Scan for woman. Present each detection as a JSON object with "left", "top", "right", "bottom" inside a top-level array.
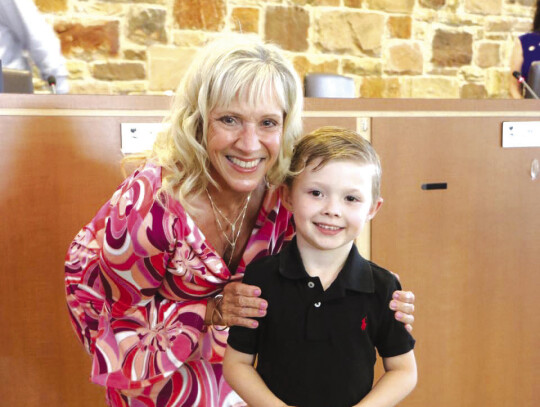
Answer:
[
  {"left": 65, "top": 34, "right": 415, "bottom": 407},
  {"left": 509, "top": 0, "right": 540, "bottom": 98}
]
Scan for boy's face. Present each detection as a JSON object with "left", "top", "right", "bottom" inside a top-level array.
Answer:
[{"left": 282, "top": 158, "right": 383, "bottom": 255}]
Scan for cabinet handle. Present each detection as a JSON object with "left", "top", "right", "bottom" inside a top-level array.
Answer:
[{"left": 421, "top": 183, "right": 447, "bottom": 190}]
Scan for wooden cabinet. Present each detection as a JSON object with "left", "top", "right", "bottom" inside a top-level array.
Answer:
[
  {"left": 1, "top": 95, "right": 538, "bottom": 406},
  {"left": 0, "top": 95, "right": 168, "bottom": 407},
  {"left": 371, "top": 115, "right": 540, "bottom": 407}
]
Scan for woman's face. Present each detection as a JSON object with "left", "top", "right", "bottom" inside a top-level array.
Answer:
[{"left": 206, "top": 93, "right": 284, "bottom": 193}]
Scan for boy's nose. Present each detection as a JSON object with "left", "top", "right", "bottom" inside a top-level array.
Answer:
[{"left": 323, "top": 198, "right": 342, "bottom": 217}]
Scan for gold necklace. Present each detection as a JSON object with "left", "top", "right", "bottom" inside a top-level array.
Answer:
[
  {"left": 206, "top": 189, "right": 252, "bottom": 266},
  {"left": 206, "top": 189, "right": 250, "bottom": 236}
]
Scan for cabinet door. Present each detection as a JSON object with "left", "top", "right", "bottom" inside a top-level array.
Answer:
[
  {"left": 0, "top": 114, "right": 128, "bottom": 407},
  {"left": 372, "top": 116, "right": 540, "bottom": 407}
]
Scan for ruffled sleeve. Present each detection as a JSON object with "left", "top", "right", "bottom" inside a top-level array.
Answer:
[
  {"left": 66, "top": 165, "right": 211, "bottom": 390},
  {"left": 65, "top": 211, "right": 108, "bottom": 355},
  {"left": 93, "top": 165, "right": 215, "bottom": 389}
]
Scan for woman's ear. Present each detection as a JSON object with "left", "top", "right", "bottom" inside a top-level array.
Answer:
[
  {"left": 280, "top": 184, "right": 293, "bottom": 212},
  {"left": 368, "top": 198, "right": 383, "bottom": 220}
]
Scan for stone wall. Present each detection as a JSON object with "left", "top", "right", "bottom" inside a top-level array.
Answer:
[{"left": 34, "top": 0, "right": 536, "bottom": 98}]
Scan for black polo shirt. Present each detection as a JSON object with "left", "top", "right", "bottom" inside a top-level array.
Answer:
[{"left": 227, "top": 238, "right": 415, "bottom": 407}]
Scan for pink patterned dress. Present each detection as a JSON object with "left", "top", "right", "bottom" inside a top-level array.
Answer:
[{"left": 65, "top": 163, "right": 294, "bottom": 407}]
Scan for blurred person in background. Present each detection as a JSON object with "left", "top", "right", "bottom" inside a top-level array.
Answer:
[
  {"left": 509, "top": 0, "right": 540, "bottom": 98},
  {"left": 0, "top": 0, "right": 69, "bottom": 93}
]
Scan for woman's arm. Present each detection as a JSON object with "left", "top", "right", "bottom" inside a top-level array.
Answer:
[
  {"left": 66, "top": 166, "right": 212, "bottom": 389},
  {"left": 510, "top": 37, "right": 524, "bottom": 99},
  {"left": 223, "top": 346, "right": 291, "bottom": 407},
  {"left": 354, "top": 350, "right": 417, "bottom": 407}
]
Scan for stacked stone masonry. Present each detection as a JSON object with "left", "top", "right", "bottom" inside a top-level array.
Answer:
[{"left": 33, "top": 0, "right": 537, "bottom": 98}]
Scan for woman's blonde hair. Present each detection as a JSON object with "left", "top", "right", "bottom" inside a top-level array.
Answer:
[
  {"left": 285, "top": 126, "right": 382, "bottom": 206},
  {"left": 127, "top": 34, "right": 303, "bottom": 211}
]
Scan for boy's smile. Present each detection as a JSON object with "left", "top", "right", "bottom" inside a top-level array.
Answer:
[
  {"left": 282, "top": 158, "right": 383, "bottom": 258},
  {"left": 314, "top": 222, "right": 343, "bottom": 234}
]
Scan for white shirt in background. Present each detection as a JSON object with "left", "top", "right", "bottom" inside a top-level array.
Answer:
[{"left": 0, "top": 0, "right": 69, "bottom": 93}]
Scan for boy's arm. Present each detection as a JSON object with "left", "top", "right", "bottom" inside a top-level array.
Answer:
[
  {"left": 353, "top": 350, "right": 417, "bottom": 407},
  {"left": 223, "top": 345, "right": 293, "bottom": 407}
]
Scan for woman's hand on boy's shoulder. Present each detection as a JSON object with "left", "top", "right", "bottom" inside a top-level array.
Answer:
[
  {"left": 390, "top": 290, "right": 415, "bottom": 332},
  {"left": 222, "top": 281, "right": 268, "bottom": 329}
]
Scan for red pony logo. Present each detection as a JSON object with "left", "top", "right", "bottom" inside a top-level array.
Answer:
[{"left": 361, "top": 316, "right": 367, "bottom": 331}]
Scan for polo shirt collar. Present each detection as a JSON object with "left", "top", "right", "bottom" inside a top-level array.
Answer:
[{"left": 278, "top": 238, "right": 375, "bottom": 294}]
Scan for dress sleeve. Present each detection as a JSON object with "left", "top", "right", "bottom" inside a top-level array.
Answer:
[
  {"left": 66, "top": 167, "right": 210, "bottom": 390},
  {"left": 65, "top": 208, "right": 108, "bottom": 355}
]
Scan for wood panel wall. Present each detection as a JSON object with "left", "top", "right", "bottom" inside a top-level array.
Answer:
[
  {"left": 371, "top": 115, "right": 540, "bottom": 407},
  {"left": 1, "top": 95, "right": 539, "bottom": 407},
  {"left": 0, "top": 95, "right": 168, "bottom": 407}
]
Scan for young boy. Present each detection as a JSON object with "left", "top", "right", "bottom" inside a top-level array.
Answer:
[{"left": 223, "top": 127, "right": 417, "bottom": 407}]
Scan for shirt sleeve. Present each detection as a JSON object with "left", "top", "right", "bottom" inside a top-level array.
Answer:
[
  {"left": 373, "top": 271, "right": 416, "bottom": 358},
  {"left": 65, "top": 166, "right": 208, "bottom": 390}
]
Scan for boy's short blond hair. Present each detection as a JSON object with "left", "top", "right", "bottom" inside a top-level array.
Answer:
[{"left": 285, "top": 126, "right": 382, "bottom": 205}]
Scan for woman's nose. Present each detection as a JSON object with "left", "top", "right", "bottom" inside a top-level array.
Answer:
[{"left": 236, "top": 122, "right": 261, "bottom": 151}]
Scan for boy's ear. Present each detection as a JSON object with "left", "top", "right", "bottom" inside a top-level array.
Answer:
[
  {"left": 280, "top": 184, "right": 293, "bottom": 211},
  {"left": 368, "top": 198, "right": 383, "bottom": 220}
]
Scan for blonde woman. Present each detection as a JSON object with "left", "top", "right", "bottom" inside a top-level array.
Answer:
[{"left": 65, "top": 35, "right": 416, "bottom": 407}]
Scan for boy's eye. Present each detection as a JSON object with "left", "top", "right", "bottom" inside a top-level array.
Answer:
[
  {"left": 345, "top": 195, "right": 360, "bottom": 202},
  {"left": 310, "top": 190, "right": 322, "bottom": 197}
]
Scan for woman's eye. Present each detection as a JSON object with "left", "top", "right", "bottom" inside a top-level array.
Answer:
[
  {"left": 262, "top": 119, "right": 277, "bottom": 127},
  {"left": 219, "top": 116, "right": 237, "bottom": 125}
]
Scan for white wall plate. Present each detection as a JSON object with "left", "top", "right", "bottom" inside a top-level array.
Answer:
[
  {"left": 502, "top": 121, "right": 540, "bottom": 148},
  {"left": 120, "top": 123, "right": 165, "bottom": 154}
]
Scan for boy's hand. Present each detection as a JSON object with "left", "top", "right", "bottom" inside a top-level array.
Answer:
[
  {"left": 390, "top": 290, "right": 415, "bottom": 332},
  {"left": 221, "top": 282, "right": 268, "bottom": 328}
]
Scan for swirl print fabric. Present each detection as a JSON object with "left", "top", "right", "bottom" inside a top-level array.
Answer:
[{"left": 65, "top": 163, "right": 294, "bottom": 407}]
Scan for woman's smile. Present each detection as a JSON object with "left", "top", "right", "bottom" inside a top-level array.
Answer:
[{"left": 227, "top": 156, "right": 262, "bottom": 170}]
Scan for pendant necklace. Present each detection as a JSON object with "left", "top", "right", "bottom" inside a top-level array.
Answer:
[{"left": 206, "top": 188, "right": 252, "bottom": 267}]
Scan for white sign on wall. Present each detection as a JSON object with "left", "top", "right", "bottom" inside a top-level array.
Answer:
[
  {"left": 120, "top": 123, "right": 166, "bottom": 154},
  {"left": 502, "top": 121, "right": 540, "bottom": 148}
]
